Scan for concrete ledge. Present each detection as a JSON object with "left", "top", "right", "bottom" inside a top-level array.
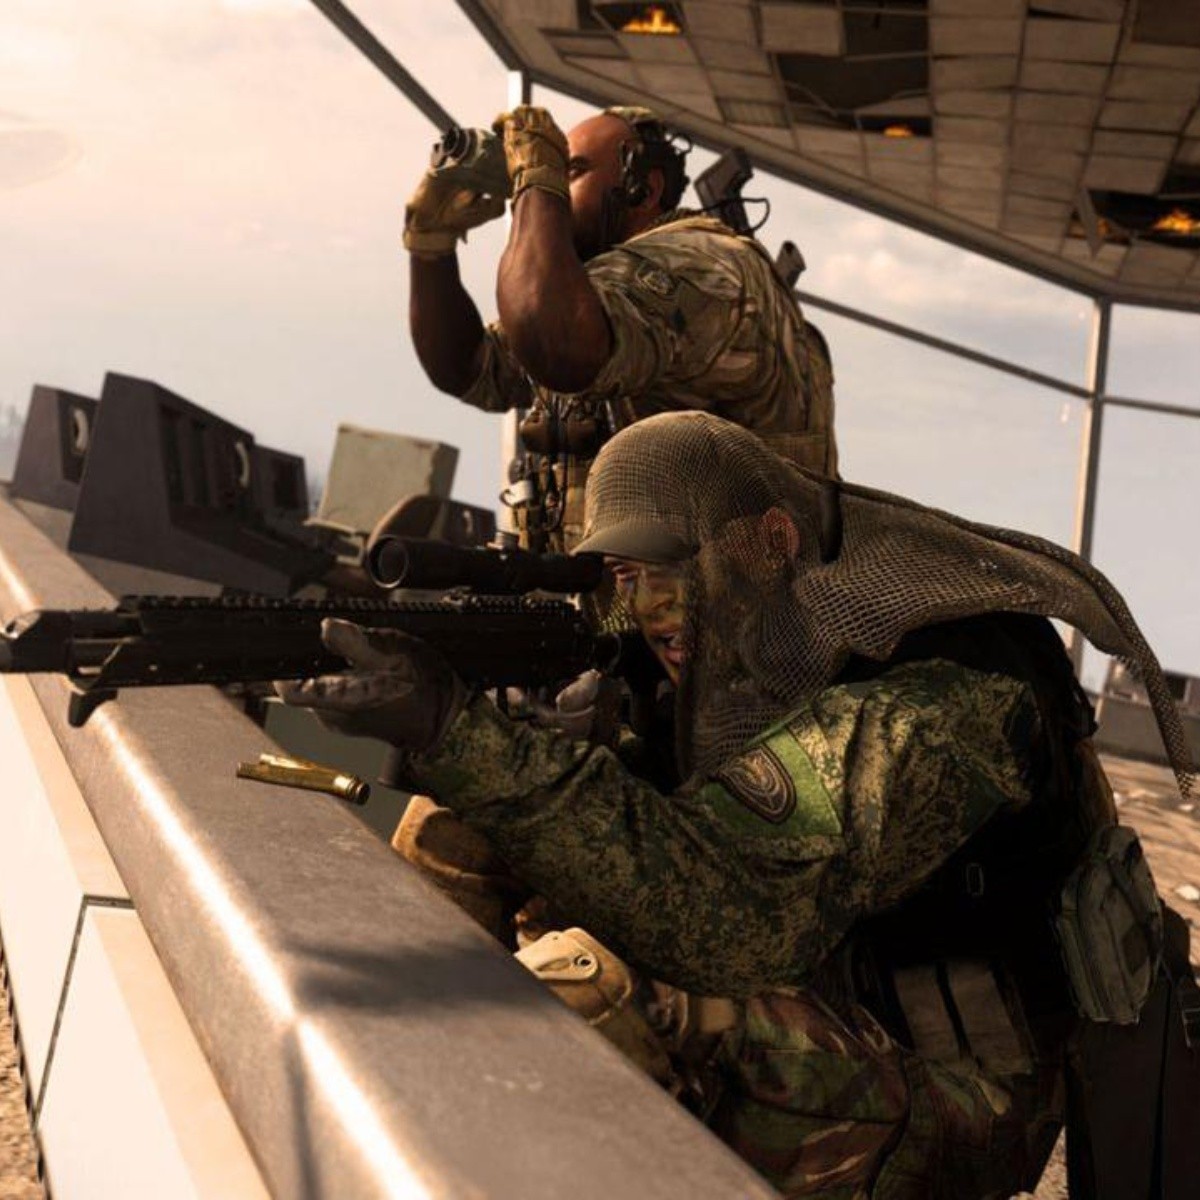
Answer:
[
  {"left": 0, "top": 493, "right": 776, "bottom": 1200},
  {"left": 37, "top": 907, "right": 268, "bottom": 1200}
]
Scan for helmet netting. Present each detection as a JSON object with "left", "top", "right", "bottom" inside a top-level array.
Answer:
[{"left": 582, "top": 413, "right": 1194, "bottom": 796}]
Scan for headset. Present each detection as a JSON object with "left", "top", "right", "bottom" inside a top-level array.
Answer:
[{"left": 604, "top": 106, "right": 690, "bottom": 210}]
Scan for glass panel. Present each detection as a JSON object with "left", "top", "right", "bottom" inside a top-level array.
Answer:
[
  {"left": 820, "top": 310, "right": 1084, "bottom": 547},
  {"left": 1087, "top": 407, "right": 1200, "bottom": 683},
  {"left": 1108, "top": 307, "right": 1200, "bottom": 413}
]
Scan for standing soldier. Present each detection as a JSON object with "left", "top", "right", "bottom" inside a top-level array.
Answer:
[{"left": 405, "top": 103, "right": 836, "bottom": 551}]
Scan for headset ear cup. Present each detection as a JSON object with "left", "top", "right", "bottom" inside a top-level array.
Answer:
[{"left": 625, "top": 176, "right": 649, "bottom": 206}]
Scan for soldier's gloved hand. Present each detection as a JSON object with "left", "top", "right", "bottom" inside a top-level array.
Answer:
[
  {"left": 275, "top": 619, "right": 467, "bottom": 752},
  {"left": 492, "top": 105, "right": 569, "bottom": 205},
  {"left": 505, "top": 670, "right": 621, "bottom": 744},
  {"left": 403, "top": 169, "right": 506, "bottom": 259}
]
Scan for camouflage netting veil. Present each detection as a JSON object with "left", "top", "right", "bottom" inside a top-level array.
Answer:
[{"left": 579, "top": 412, "right": 1194, "bottom": 796}]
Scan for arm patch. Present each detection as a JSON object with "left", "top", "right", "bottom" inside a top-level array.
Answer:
[
  {"left": 715, "top": 743, "right": 796, "bottom": 823},
  {"left": 710, "top": 725, "right": 842, "bottom": 837}
]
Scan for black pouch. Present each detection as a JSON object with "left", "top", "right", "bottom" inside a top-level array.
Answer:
[{"left": 1066, "top": 905, "right": 1200, "bottom": 1200}]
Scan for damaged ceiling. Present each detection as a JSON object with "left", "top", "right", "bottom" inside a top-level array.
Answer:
[{"left": 457, "top": 0, "right": 1200, "bottom": 311}]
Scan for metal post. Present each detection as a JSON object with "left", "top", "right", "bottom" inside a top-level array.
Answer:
[
  {"left": 1070, "top": 296, "right": 1112, "bottom": 669},
  {"left": 498, "top": 69, "right": 532, "bottom": 538}
]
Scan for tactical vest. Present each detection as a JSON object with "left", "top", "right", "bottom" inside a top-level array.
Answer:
[{"left": 506, "top": 216, "right": 837, "bottom": 553}]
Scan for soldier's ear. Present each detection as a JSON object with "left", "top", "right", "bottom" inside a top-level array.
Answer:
[
  {"left": 637, "top": 166, "right": 666, "bottom": 214},
  {"left": 760, "top": 507, "right": 800, "bottom": 565}
]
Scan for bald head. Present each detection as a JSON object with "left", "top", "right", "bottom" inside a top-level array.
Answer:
[{"left": 565, "top": 112, "right": 667, "bottom": 259}]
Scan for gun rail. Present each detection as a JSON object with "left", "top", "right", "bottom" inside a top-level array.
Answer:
[{"left": 1, "top": 593, "right": 625, "bottom": 725}]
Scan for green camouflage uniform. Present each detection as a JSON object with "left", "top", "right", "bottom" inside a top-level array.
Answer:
[
  {"left": 402, "top": 657, "right": 1061, "bottom": 1197},
  {"left": 461, "top": 213, "right": 837, "bottom": 549}
]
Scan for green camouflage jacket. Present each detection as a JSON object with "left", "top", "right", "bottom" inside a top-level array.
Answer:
[{"left": 403, "top": 657, "right": 1039, "bottom": 998}]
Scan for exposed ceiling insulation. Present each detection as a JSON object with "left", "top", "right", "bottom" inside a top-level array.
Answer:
[{"left": 457, "top": 0, "right": 1200, "bottom": 310}]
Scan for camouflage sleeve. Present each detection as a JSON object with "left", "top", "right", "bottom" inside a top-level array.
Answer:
[
  {"left": 457, "top": 321, "right": 534, "bottom": 414},
  {"left": 402, "top": 660, "right": 1039, "bottom": 997},
  {"left": 579, "top": 235, "right": 748, "bottom": 402}
]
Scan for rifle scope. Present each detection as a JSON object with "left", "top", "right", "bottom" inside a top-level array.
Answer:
[{"left": 367, "top": 537, "right": 605, "bottom": 595}]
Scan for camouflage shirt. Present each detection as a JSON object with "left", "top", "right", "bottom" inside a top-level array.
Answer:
[
  {"left": 461, "top": 213, "right": 837, "bottom": 548},
  {"left": 403, "top": 658, "right": 1039, "bottom": 998}
]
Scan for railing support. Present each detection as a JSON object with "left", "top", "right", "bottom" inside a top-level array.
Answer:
[{"left": 1069, "top": 297, "right": 1112, "bottom": 669}]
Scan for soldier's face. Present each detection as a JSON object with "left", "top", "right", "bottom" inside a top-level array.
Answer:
[
  {"left": 608, "top": 558, "right": 688, "bottom": 684},
  {"left": 566, "top": 115, "right": 630, "bottom": 260}
]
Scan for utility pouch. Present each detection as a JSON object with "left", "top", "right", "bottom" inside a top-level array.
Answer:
[
  {"left": 516, "top": 928, "right": 676, "bottom": 1086},
  {"left": 1055, "top": 825, "right": 1162, "bottom": 1023}
]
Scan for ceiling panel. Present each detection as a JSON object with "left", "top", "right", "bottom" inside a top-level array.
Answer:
[
  {"left": 930, "top": 18, "right": 1023, "bottom": 56},
  {"left": 938, "top": 141, "right": 1008, "bottom": 168},
  {"left": 1032, "top": 0, "right": 1123, "bottom": 17},
  {"left": 1082, "top": 155, "right": 1169, "bottom": 193},
  {"left": 1024, "top": 19, "right": 1121, "bottom": 63},
  {"left": 930, "top": 0, "right": 1023, "bottom": 14},
  {"left": 931, "top": 56, "right": 1020, "bottom": 90},
  {"left": 1091, "top": 131, "right": 1178, "bottom": 158},
  {"left": 1014, "top": 92, "right": 1101, "bottom": 125},
  {"left": 934, "top": 90, "right": 1014, "bottom": 118},
  {"left": 460, "top": 0, "right": 1200, "bottom": 308},
  {"left": 1012, "top": 122, "right": 1093, "bottom": 151},
  {"left": 692, "top": 39, "right": 772, "bottom": 73},
  {"left": 759, "top": 4, "right": 844, "bottom": 56},
  {"left": 1099, "top": 100, "right": 1194, "bottom": 132},
  {"left": 1018, "top": 60, "right": 1109, "bottom": 94},
  {"left": 680, "top": 2, "right": 756, "bottom": 41},
  {"left": 1109, "top": 65, "right": 1200, "bottom": 104},
  {"left": 1009, "top": 170, "right": 1079, "bottom": 200}
]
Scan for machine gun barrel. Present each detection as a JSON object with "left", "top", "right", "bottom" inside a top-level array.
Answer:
[
  {"left": 0, "top": 592, "right": 628, "bottom": 728},
  {"left": 367, "top": 537, "right": 605, "bottom": 594}
]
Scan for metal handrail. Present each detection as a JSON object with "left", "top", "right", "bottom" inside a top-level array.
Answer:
[{"left": 0, "top": 494, "right": 776, "bottom": 1200}]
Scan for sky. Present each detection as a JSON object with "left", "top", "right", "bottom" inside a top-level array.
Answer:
[{"left": 1, "top": 0, "right": 1197, "bottom": 685}]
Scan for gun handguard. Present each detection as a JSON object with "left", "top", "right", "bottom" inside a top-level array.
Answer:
[{"left": 0, "top": 593, "right": 628, "bottom": 728}]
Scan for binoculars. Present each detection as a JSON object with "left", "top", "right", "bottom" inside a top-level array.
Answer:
[{"left": 429, "top": 126, "right": 510, "bottom": 199}]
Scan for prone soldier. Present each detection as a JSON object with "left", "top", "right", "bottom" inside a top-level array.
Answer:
[{"left": 280, "top": 412, "right": 1199, "bottom": 1198}]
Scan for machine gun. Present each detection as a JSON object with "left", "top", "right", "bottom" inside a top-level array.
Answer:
[{"left": 0, "top": 541, "right": 659, "bottom": 727}]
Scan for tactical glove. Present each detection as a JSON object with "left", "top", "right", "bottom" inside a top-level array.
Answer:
[
  {"left": 493, "top": 105, "right": 569, "bottom": 205},
  {"left": 506, "top": 669, "right": 621, "bottom": 744},
  {"left": 403, "top": 169, "right": 506, "bottom": 258},
  {"left": 275, "top": 618, "right": 467, "bottom": 753}
]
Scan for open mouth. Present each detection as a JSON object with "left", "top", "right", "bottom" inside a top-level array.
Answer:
[{"left": 651, "top": 629, "right": 685, "bottom": 667}]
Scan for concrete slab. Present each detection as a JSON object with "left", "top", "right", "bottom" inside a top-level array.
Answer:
[
  {"left": 0, "top": 678, "right": 127, "bottom": 1102},
  {"left": 36, "top": 908, "right": 268, "bottom": 1200}
]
